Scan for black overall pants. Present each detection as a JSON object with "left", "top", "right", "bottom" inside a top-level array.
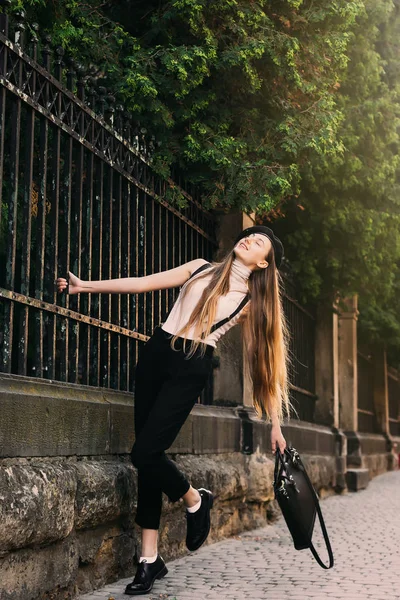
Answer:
[{"left": 130, "top": 325, "right": 214, "bottom": 530}]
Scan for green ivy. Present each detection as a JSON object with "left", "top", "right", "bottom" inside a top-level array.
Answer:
[{"left": 9, "top": 0, "right": 400, "bottom": 367}]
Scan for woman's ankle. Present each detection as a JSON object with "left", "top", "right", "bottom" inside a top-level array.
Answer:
[
  {"left": 139, "top": 551, "right": 158, "bottom": 561},
  {"left": 182, "top": 485, "right": 201, "bottom": 508}
]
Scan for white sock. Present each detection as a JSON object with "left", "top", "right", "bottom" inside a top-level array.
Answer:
[
  {"left": 186, "top": 495, "right": 202, "bottom": 513},
  {"left": 139, "top": 553, "right": 158, "bottom": 563}
]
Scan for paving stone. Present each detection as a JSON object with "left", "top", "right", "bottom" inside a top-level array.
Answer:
[{"left": 79, "top": 469, "right": 400, "bottom": 600}]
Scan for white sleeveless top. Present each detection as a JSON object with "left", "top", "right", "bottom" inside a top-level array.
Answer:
[{"left": 161, "top": 258, "right": 252, "bottom": 348}]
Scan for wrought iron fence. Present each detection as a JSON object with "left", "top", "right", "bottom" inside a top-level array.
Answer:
[
  {"left": 357, "top": 350, "right": 379, "bottom": 433},
  {"left": 281, "top": 274, "right": 317, "bottom": 422},
  {"left": 0, "top": 6, "right": 217, "bottom": 402},
  {"left": 0, "top": 5, "right": 318, "bottom": 417},
  {"left": 388, "top": 367, "right": 400, "bottom": 437}
]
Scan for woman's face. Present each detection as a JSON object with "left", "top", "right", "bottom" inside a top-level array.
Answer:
[{"left": 234, "top": 233, "right": 272, "bottom": 271}]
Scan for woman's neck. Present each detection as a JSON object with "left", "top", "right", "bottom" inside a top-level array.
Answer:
[{"left": 231, "top": 258, "right": 253, "bottom": 283}]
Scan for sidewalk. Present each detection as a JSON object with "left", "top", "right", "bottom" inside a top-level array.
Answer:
[{"left": 79, "top": 469, "right": 400, "bottom": 600}]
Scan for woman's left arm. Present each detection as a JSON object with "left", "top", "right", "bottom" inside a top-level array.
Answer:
[{"left": 270, "top": 410, "right": 287, "bottom": 454}]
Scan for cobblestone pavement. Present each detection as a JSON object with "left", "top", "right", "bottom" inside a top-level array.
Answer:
[{"left": 79, "top": 469, "right": 400, "bottom": 600}]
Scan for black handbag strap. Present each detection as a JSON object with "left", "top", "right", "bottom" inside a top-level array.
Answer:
[
  {"left": 275, "top": 449, "right": 334, "bottom": 569},
  {"left": 187, "top": 262, "right": 250, "bottom": 334}
]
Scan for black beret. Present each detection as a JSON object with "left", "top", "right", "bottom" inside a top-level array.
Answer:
[{"left": 233, "top": 226, "right": 284, "bottom": 269}]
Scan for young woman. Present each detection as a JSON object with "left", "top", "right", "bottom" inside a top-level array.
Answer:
[{"left": 56, "top": 225, "right": 292, "bottom": 596}]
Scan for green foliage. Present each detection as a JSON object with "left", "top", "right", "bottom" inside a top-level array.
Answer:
[
  {"left": 9, "top": 0, "right": 400, "bottom": 366},
  {"left": 12, "top": 0, "right": 361, "bottom": 211},
  {"left": 267, "top": 0, "right": 400, "bottom": 368}
]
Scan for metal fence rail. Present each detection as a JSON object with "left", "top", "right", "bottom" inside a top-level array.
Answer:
[
  {"left": 0, "top": 7, "right": 217, "bottom": 401},
  {"left": 281, "top": 275, "right": 317, "bottom": 422}
]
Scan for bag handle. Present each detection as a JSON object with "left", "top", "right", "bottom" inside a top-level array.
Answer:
[{"left": 274, "top": 448, "right": 334, "bottom": 569}]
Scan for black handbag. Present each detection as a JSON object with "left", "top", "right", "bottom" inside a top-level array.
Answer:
[{"left": 273, "top": 446, "right": 334, "bottom": 569}]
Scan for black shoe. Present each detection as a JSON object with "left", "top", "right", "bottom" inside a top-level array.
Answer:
[
  {"left": 185, "top": 487, "right": 214, "bottom": 552},
  {"left": 124, "top": 555, "right": 168, "bottom": 596}
]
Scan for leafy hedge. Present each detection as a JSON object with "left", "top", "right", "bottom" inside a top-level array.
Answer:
[{"left": 9, "top": 0, "right": 400, "bottom": 367}]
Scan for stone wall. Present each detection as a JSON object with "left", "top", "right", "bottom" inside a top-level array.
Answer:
[{"left": 0, "top": 372, "right": 372, "bottom": 600}]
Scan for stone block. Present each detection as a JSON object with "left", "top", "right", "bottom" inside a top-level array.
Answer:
[
  {"left": 0, "top": 462, "right": 76, "bottom": 553},
  {"left": 191, "top": 405, "right": 240, "bottom": 454},
  {"left": 0, "top": 534, "right": 78, "bottom": 600},
  {"left": 74, "top": 461, "right": 136, "bottom": 530},
  {"left": 361, "top": 453, "right": 390, "bottom": 478},
  {"left": 0, "top": 374, "right": 135, "bottom": 458},
  {"left": 174, "top": 453, "right": 248, "bottom": 502},
  {"left": 246, "top": 451, "right": 274, "bottom": 502},
  {"left": 0, "top": 391, "right": 109, "bottom": 457},
  {"left": 169, "top": 413, "right": 193, "bottom": 454},
  {"left": 252, "top": 417, "right": 336, "bottom": 457},
  {"left": 346, "top": 468, "right": 369, "bottom": 491},
  {"left": 109, "top": 402, "right": 135, "bottom": 454},
  {"left": 75, "top": 525, "right": 137, "bottom": 594},
  {"left": 358, "top": 432, "right": 388, "bottom": 455}
]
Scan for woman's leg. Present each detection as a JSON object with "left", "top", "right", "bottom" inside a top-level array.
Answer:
[
  {"left": 141, "top": 528, "right": 158, "bottom": 556},
  {"left": 131, "top": 348, "right": 215, "bottom": 556},
  {"left": 131, "top": 326, "right": 213, "bottom": 532},
  {"left": 130, "top": 357, "right": 212, "bottom": 518},
  {"left": 182, "top": 486, "right": 202, "bottom": 507},
  {"left": 132, "top": 331, "right": 169, "bottom": 539},
  {"left": 126, "top": 332, "right": 213, "bottom": 594}
]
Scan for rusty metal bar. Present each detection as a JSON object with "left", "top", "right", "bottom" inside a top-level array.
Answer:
[
  {"left": 79, "top": 149, "right": 89, "bottom": 386},
  {"left": 80, "top": 150, "right": 92, "bottom": 385},
  {"left": 120, "top": 175, "right": 129, "bottom": 390},
  {"left": 357, "top": 408, "right": 375, "bottom": 416},
  {"left": 0, "top": 7, "right": 9, "bottom": 236},
  {"left": 63, "top": 62, "right": 77, "bottom": 384},
  {"left": 90, "top": 157, "right": 103, "bottom": 387},
  {"left": 2, "top": 91, "right": 21, "bottom": 372},
  {"left": 71, "top": 62, "right": 86, "bottom": 386},
  {"left": 44, "top": 47, "right": 63, "bottom": 382},
  {"left": 116, "top": 174, "right": 123, "bottom": 390},
  {"left": 33, "top": 63, "right": 49, "bottom": 378},
  {"left": 137, "top": 188, "right": 145, "bottom": 335},
  {"left": 0, "top": 288, "right": 150, "bottom": 342},
  {"left": 145, "top": 191, "right": 154, "bottom": 335},
  {"left": 289, "top": 383, "right": 317, "bottom": 399},
  {"left": 63, "top": 127, "right": 73, "bottom": 383},
  {"left": 72, "top": 141, "right": 85, "bottom": 383},
  {"left": 110, "top": 169, "right": 120, "bottom": 390},
  {"left": 17, "top": 46, "right": 35, "bottom": 376},
  {"left": 166, "top": 210, "right": 173, "bottom": 314},
  {"left": 160, "top": 199, "right": 166, "bottom": 323},
  {"left": 100, "top": 162, "right": 112, "bottom": 387}
]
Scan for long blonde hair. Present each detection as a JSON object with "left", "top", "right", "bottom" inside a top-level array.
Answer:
[{"left": 169, "top": 245, "right": 295, "bottom": 424}]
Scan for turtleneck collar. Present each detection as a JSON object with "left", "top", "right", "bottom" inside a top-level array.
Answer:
[{"left": 231, "top": 258, "right": 253, "bottom": 283}]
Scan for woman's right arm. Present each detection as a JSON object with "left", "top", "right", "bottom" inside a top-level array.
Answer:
[{"left": 55, "top": 258, "right": 209, "bottom": 295}]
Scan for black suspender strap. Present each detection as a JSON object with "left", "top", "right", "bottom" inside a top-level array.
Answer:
[
  {"left": 210, "top": 294, "right": 250, "bottom": 333},
  {"left": 185, "top": 262, "right": 250, "bottom": 334},
  {"left": 187, "top": 262, "right": 212, "bottom": 280}
]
